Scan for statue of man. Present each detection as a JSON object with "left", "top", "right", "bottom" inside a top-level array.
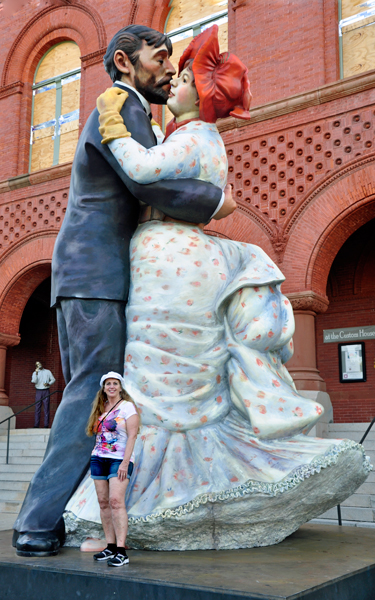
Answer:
[
  {"left": 14, "top": 24, "right": 235, "bottom": 557},
  {"left": 31, "top": 361, "right": 55, "bottom": 428}
]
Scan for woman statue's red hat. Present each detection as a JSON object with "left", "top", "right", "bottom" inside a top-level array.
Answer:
[{"left": 178, "top": 24, "right": 252, "bottom": 122}]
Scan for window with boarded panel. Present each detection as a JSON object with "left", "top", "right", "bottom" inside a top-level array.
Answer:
[
  {"left": 163, "top": 0, "right": 228, "bottom": 129},
  {"left": 340, "top": 0, "right": 375, "bottom": 78},
  {"left": 30, "top": 42, "right": 81, "bottom": 172}
]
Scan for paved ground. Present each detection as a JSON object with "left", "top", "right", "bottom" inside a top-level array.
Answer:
[
  {"left": 1, "top": 524, "right": 375, "bottom": 599},
  {"left": 0, "top": 514, "right": 15, "bottom": 531}
]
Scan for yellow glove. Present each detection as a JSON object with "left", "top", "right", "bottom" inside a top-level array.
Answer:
[{"left": 97, "top": 87, "right": 131, "bottom": 144}]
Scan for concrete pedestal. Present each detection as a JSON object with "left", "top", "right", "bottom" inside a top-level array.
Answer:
[{"left": 1, "top": 524, "right": 375, "bottom": 599}]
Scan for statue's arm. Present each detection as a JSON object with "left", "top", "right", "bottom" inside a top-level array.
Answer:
[
  {"left": 99, "top": 102, "right": 222, "bottom": 224},
  {"left": 107, "top": 132, "right": 201, "bottom": 184}
]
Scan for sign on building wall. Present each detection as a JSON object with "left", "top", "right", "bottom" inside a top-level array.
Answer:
[
  {"left": 338, "top": 342, "right": 366, "bottom": 383},
  {"left": 323, "top": 325, "right": 375, "bottom": 343}
]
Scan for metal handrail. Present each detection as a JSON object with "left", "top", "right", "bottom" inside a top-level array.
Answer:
[
  {"left": 0, "top": 390, "right": 63, "bottom": 464},
  {"left": 337, "top": 416, "right": 375, "bottom": 525}
]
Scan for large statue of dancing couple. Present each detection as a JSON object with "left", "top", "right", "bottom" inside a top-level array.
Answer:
[{"left": 14, "top": 24, "right": 371, "bottom": 558}]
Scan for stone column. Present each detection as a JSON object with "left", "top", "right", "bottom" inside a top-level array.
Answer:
[
  {"left": 0, "top": 332, "right": 20, "bottom": 428},
  {"left": 286, "top": 291, "right": 328, "bottom": 391},
  {"left": 285, "top": 292, "right": 333, "bottom": 437}
]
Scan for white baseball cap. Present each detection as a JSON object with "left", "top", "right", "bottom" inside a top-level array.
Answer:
[{"left": 100, "top": 371, "right": 126, "bottom": 390}]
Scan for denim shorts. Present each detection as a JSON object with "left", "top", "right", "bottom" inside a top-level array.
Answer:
[{"left": 90, "top": 456, "right": 134, "bottom": 480}]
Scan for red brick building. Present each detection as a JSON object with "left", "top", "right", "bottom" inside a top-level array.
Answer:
[{"left": 1, "top": 0, "right": 375, "bottom": 428}]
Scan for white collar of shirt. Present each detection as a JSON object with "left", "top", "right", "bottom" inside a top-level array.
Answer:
[{"left": 114, "top": 80, "right": 151, "bottom": 116}]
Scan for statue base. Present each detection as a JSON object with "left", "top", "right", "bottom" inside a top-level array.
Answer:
[{"left": 2, "top": 523, "right": 375, "bottom": 600}]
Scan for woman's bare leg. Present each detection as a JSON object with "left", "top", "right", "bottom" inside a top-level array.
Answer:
[
  {"left": 94, "top": 480, "right": 115, "bottom": 544},
  {"left": 108, "top": 477, "right": 129, "bottom": 547}
]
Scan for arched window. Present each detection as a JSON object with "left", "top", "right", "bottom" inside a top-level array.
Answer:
[
  {"left": 163, "top": 0, "right": 228, "bottom": 128},
  {"left": 339, "top": 1, "right": 375, "bottom": 78},
  {"left": 30, "top": 42, "right": 81, "bottom": 172}
]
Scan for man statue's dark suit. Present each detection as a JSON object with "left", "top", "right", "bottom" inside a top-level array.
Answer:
[{"left": 14, "top": 84, "right": 222, "bottom": 539}]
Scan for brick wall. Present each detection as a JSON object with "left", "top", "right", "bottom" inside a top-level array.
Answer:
[{"left": 229, "top": 0, "right": 339, "bottom": 107}]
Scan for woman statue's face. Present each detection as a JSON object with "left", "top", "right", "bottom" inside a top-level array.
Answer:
[{"left": 167, "top": 67, "right": 199, "bottom": 119}]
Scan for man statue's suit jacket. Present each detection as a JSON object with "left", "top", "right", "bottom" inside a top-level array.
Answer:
[{"left": 51, "top": 85, "right": 223, "bottom": 306}]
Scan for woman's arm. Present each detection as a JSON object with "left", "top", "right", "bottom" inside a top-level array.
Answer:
[
  {"left": 97, "top": 86, "right": 202, "bottom": 184},
  {"left": 108, "top": 132, "right": 201, "bottom": 184},
  {"left": 117, "top": 414, "right": 139, "bottom": 482}
]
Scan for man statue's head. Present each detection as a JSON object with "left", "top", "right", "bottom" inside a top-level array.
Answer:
[{"left": 103, "top": 25, "right": 175, "bottom": 105}]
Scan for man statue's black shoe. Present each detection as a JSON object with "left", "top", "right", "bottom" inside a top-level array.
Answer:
[{"left": 16, "top": 532, "right": 60, "bottom": 556}]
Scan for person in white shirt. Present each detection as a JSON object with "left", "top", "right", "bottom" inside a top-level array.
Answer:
[{"left": 32, "top": 362, "right": 55, "bottom": 428}]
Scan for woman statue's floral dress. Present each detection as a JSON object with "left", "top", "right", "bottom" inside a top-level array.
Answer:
[{"left": 65, "top": 27, "right": 371, "bottom": 550}]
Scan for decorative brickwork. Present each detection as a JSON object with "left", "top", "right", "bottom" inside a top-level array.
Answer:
[
  {"left": 219, "top": 101, "right": 375, "bottom": 264},
  {"left": 0, "top": 191, "right": 67, "bottom": 254}
]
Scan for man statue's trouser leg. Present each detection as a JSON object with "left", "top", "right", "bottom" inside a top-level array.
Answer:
[{"left": 14, "top": 298, "right": 126, "bottom": 537}]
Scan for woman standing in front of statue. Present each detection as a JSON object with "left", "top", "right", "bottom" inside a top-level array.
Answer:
[{"left": 86, "top": 372, "right": 139, "bottom": 567}]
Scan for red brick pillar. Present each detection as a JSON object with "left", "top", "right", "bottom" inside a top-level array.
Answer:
[
  {"left": 286, "top": 292, "right": 329, "bottom": 392},
  {"left": 0, "top": 333, "right": 20, "bottom": 406}
]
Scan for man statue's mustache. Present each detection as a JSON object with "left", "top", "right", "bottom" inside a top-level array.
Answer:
[{"left": 156, "top": 77, "right": 172, "bottom": 88}]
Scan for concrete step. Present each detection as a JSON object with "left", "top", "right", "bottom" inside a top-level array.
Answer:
[
  {"left": 0, "top": 481, "right": 30, "bottom": 491},
  {"left": 356, "top": 481, "right": 375, "bottom": 496},
  {"left": 0, "top": 490, "right": 27, "bottom": 502},
  {"left": 0, "top": 436, "right": 49, "bottom": 447},
  {"left": 0, "top": 442, "right": 48, "bottom": 452},
  {"left": 341, "top": 493, "right": 372, "bottom": 508},
  {"left": 319, "top": 506, "right": 374, "bottom": 522},
  {"left": 364, "top": 471, "right": 375, "bottom": 483},
  {"left": 0, "top": 456, "right": 43, "bottom": 466},
  {"left": 0, "top": 448, "right": 45, "bottom": 457},
  {"left": 0, "top": 428, "right": 50, "bottom": 436},
  {"left": 0, "top": 501, "right": 22, "bottom": 514},
  {"left": 310, "top": 517, "right": 375, "bottom": 529},
  {"left": 0, "top": 463, "right": 40, "bottom": 474},
  {"left": 0, "top": 472, "right": 33, "bottom": 482}
]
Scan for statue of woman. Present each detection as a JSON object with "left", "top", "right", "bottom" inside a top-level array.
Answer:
[{"left": 65, "top": 26, "right": 371, "bottom": 550}]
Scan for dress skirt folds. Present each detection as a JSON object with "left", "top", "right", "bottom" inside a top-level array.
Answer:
[{"left": 65, "top": 222, "right": 371, "bottom": 529}]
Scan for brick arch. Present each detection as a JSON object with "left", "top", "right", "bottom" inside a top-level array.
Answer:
[
  {"left": 281, "top": 157, "right": 375, "bottom": 297},
  {"left": 150, "top": 0, "right": 173, "bottom": 32},
  {"left": 308, "top": 198, "right": 375, "bottom": 295},
  {"left": 2, "top": 1, "right": 106, "bottom": 86},
  {"left": 0, "top": 233, "right": 56, "bottom": 337}
]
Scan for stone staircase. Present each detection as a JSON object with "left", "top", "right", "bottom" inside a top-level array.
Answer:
[
  {"left": 312, "top": 423, "right": 375, "bottom": 527},
  {"left": 0, "top": 429, "right": 49, "bottom": 531}
]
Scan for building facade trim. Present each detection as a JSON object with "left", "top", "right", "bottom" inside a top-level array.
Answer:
[
  {"left": 0, "top": 164, "right": 72, "bottom": 195},
  {"left": 218, "top": 69, "right": 375, "bottom": 133}
]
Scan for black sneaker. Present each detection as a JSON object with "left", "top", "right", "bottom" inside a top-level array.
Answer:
[
  {"left": 93, "top": 548, "right": 116, "bottom": 561},
  {"left": 107, "top": 552, "right": 129, "bottom": 567}
]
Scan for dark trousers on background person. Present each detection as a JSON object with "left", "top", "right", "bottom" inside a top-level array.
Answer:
[
  {"left": 34, "top": 389, "right": 50, "bottom": 428},
  {"left": 14, "top": 298, "right": 126, "bottom": 536}
]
